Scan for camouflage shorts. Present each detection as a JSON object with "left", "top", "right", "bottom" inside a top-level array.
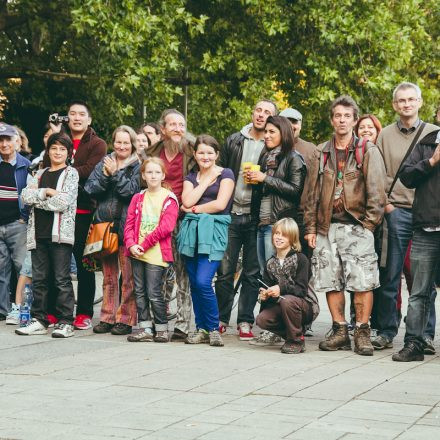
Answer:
[{"left": 311, "top": 223, "right": 380, "bottom": 293}]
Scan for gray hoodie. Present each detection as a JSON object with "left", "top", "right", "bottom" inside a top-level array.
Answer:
[{"left": 232, "top": 123, "right": 265, "bottom": 215}]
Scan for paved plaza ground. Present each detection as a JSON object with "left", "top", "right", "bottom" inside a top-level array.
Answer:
[{"left": 0, "top": 280, "right": 439, "bottom": 440}]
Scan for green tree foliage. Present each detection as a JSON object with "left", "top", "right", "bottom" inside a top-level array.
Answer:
[{"left": 0, "top": 0, "right": 439, "bottom": 148}]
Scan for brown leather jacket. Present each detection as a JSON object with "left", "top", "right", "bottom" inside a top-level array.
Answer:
[{"left": 304, "top": 136, "right": 386, "bottom": 236}]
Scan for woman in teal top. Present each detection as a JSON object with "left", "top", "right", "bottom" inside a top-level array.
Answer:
[{"left": 178, "top": 134, "right": 235, "bottom": 347}]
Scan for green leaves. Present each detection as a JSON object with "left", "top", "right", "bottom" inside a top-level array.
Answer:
[{"left": 0, "top": 0, "right": 438, "bottom": 146}]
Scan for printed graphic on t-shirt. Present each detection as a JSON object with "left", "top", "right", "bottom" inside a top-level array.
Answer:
[
  {"left": 137, "top": 188, "right": 169, "bottom": 267},
  {"left": 333, "top": 148, "right": 347, "bottom": 214}
]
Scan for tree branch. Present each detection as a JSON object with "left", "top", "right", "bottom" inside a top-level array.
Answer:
[
  {"left": 0, "top": 12, "right": 27, "bottom": 32},
  {"left": 0, "top": 69, "right": 250, "bottom": 86}
]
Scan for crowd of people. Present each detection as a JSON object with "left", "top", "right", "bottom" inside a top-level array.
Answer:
[{"left": 0, "top": 81, "right": 439, "bottom": 362}]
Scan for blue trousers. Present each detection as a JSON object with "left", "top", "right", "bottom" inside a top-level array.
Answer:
[
  {"left": 404, "top": 230, "right": 440, "bottom": 349},
  {"left": 376, "top": 208, "right": 436, "bottom": 340},
  {"left": 0, "top": 220, "right": 27, "bottom": 316},
  {"left": 185, "top": 254, "right": 220, "bottom": 332},
  {"left": 257, "top": 224, "right": 274, "bottom": 275}
]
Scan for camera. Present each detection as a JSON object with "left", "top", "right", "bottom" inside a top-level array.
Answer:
[
  {"left": 28, "top": 160, "right": 41, "bottom": 174},
  {"left": 48, "top": 113, "right": 69, "bottom": 124}
]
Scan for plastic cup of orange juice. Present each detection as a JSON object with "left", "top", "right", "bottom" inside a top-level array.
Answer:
[
  {"left": 250, "top": 164, "right": 260, "bottom": 184},
  {"left": 242, "top": 162, "right": 253, "bottom": 183}
]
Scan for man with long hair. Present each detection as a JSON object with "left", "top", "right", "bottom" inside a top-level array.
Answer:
[{"left": 147, "top": 109, "right": 196, "bottom": 341}]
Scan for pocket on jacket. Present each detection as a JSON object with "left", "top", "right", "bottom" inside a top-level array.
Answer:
[{"left": 345, "top": 170, "right": 360, "bottom": 180}]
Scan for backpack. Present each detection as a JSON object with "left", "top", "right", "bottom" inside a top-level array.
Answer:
[{"left": 319, "top": 137, "right": 369, "bottom": 174}]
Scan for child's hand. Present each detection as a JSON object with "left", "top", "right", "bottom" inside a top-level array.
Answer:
[
  {"left": 258, "top": 288, "right": 268, "bottom": 302},
  {"left": 45, "top": 188, "right": 58, "bottom": 197},
  {"left": 267, "top": 285, "right": 280, "bottom": 298},
  {"left": 129, "top": 244, "right": 144, "bottom": 257}
]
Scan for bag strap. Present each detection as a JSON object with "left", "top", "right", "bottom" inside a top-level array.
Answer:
[
  {"left": 355, "top": 137, "right": 368, "bottom": 168},
  {"left": 320, "top": 137, "right": 367, "bottom": 173},
  {"left": 387, "top": 122, "right": 426, "bottom": 198}
]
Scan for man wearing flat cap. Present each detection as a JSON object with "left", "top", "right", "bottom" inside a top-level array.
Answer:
[
  {"left": 279, "top": 108, "right": 317, "bottom": 255},
  {"left": 0, "top": 122, "right": 30, "bottom": 320}
]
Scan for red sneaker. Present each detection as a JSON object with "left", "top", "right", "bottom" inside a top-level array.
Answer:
[
  {"left": 73, "top": 314, "right": 92, "bottom": 330},
  {"left": 47, "top": 314, "right": 58, "bottom": 328},
  {"left": 238, "top": 322, "right": 254, "bottom": 341},
  {"left": 219, "top": 323, "right": 227, "bottom": 334}
]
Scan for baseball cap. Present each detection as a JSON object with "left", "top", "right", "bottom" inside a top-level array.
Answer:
[
  {"left": 279, "top": 108, "right": 302, "bottom": 121},
  {"left": 0, "top": 123, "right": 18, "bottom": 138}
]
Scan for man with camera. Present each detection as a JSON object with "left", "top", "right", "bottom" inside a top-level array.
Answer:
[
  {"left": 51, "top": 101, "right": 107, "bottom": 330},
  {"left": 0, "top": 123, "right": 30, "bottom": 320}
]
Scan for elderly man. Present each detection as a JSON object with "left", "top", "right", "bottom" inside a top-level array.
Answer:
[
  {"left": 373, "top": 82, "right": 438, "bottom": 351},
  {"left": 0, "top": 123, "right": 30, "bottom": 320},
  {"left": 147, "top": 109, "right": 196, "bottom": 341}
]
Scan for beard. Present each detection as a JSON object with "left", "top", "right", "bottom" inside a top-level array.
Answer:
[
  {"left": 252, "top": 123, "right": 265, "bottom": 132},
  {"left": 163, "top": 137, "right": 184, "bottom": 156}
]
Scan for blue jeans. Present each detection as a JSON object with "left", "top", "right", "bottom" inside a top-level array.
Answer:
[
  {"left": 215, "top": 214, "right": 260, "bottom": 325},
  {"left": 131, "top": 259, "right": 167, "bottom": 331},
  {"left": 376, "top": 208, "right": 436, "bottom": 340},
  {"left": 70, "top": 255, "right": 77, "bottom": 275},
  {"left": 404, "top": 230, "right": 440, "bottom": 350},
  {"left": 257, "top": 224, "right": 274, "bottom": 275},
  {"left": 0, "top": 219, "right": 27, "bottom": 316},
  {"left": 185, "top": 254, "right": 220, "bottom": 332}
]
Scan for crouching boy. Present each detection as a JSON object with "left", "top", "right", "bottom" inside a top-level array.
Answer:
[{"left": 256, "top": 218, "right": 318, "bottom": 354}]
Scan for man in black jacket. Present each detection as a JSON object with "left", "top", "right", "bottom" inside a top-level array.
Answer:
[
  {"left": 393, "top": 129, "right": 440, "bottom": 362},
  {"left": 215, "top": 99, "right": 277, "bottom": 340}
]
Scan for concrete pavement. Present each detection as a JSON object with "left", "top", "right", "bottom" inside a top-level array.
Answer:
[{"left": 0, "top": 283, "right": 439, "bottom": 440}]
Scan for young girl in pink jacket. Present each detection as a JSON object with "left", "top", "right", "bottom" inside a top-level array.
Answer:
[{"left": 124, "top": 157, "right": 179, "bottom": 342}]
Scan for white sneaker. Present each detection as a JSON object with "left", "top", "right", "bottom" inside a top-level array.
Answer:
[
  {"left": 6, "top": 303, "right": 20, "bottom": 325},
  {"left": 15, "top": 318, "right": 48, "bottom": 336},
  {"left": 52, "top": 323, "right": 75, "bottom": 338}
]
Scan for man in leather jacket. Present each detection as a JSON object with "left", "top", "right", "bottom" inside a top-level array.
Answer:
[
  {"left": 304, "top": 95, "right": 386, "bottom": 356},
  {"left": 393, "top": 129, "right": 440, "bottom": 362},
  {"left": 215, "top": 99, "right": 277, "bottom": 340}
]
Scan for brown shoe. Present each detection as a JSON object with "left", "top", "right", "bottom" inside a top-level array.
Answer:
[
  {"left": 170, "top": 328, "right": 188, "bottom": 342},
  {"left": 354, "top": 324, "right": 374, "bottom": 356},
  {"left": 154, "top": 330, "right": 169, "bottom": 343},
  {"left": 280, "top": 340, "right": 305, "bottom": 354},
  {"left": 319, "top": 322, "right": 351, "bottom": 351}
]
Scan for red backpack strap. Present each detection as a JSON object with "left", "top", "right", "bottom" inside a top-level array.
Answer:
[{"left": 355, "top": 137, "right": 368, "bottom": 168}]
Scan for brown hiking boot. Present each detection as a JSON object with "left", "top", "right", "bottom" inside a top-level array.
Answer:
[
  {"left": 354, "top": 324, "right": 374, "bottom": 356},
  {"left": 319, "top": 322, "right": 351, "bottom": 351}
]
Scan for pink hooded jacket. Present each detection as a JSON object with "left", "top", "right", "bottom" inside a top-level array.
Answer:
[{"left": 123, "top": 189, "right": 179, "bottom": 262}]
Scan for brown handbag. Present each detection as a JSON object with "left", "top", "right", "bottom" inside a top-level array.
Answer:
[{"left": 83, "top": 222, "right": 119, "bottom": 259}]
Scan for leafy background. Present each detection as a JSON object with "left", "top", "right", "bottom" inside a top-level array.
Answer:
[{"left": 1, "top": 0, "right": 439, "bottom": 152}]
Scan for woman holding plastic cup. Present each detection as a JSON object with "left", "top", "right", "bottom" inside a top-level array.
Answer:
[{"left": 247, "top": 115, "right": 306, "bottom": 274}]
